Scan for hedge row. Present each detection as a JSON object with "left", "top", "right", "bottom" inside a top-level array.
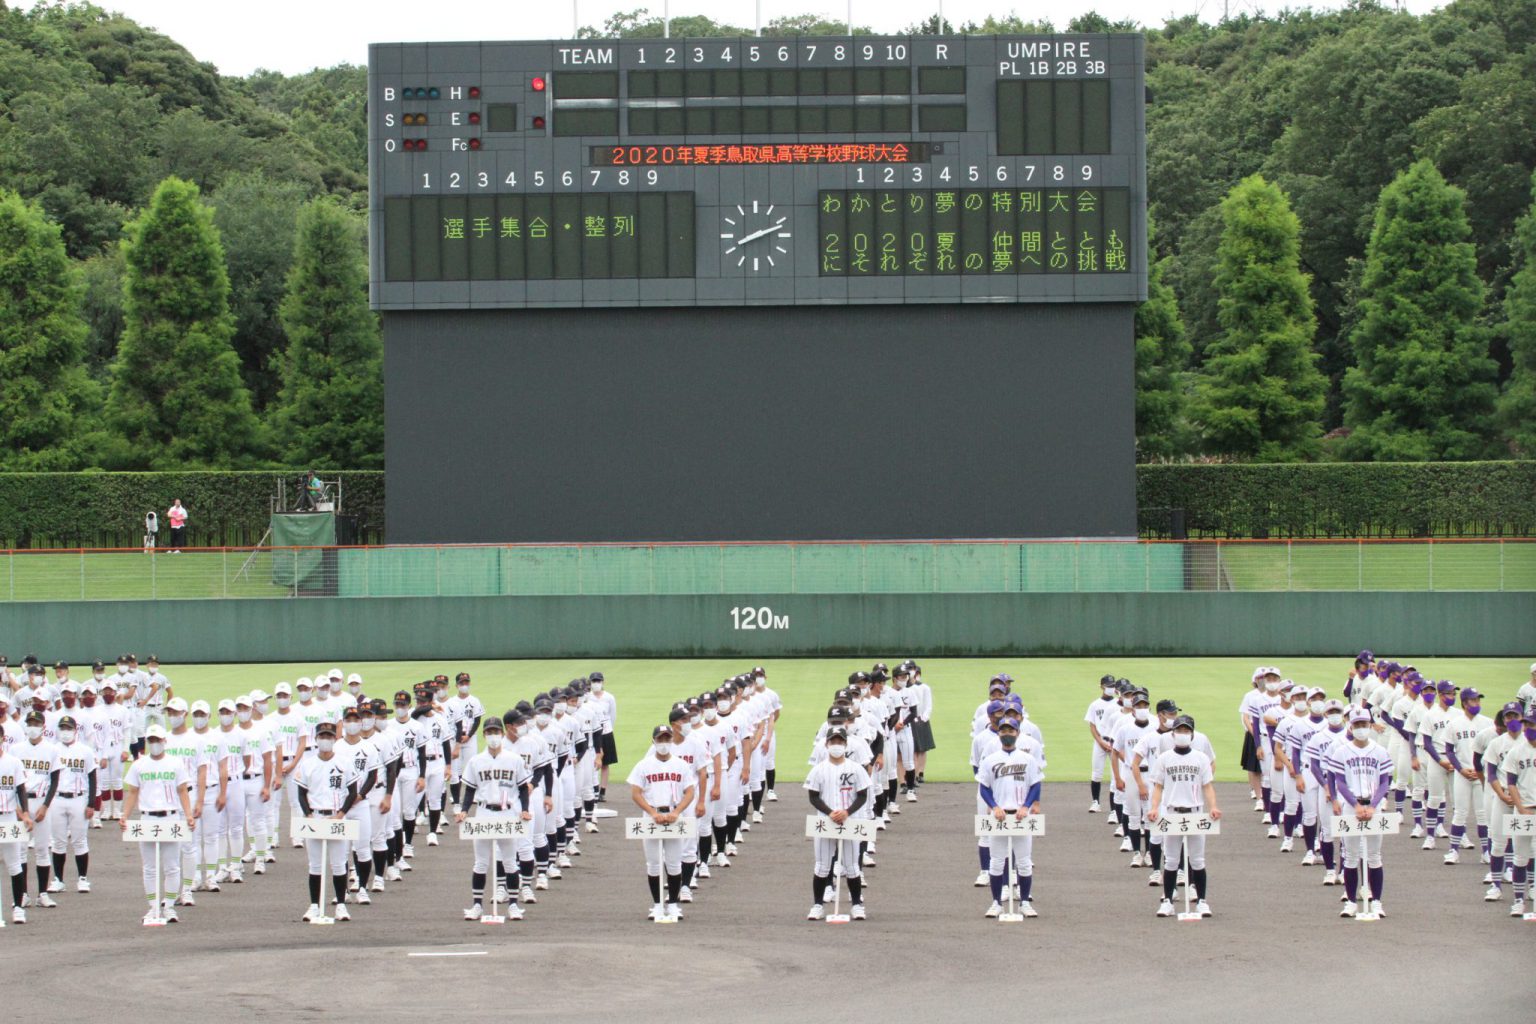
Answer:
[
  {"left": 0, "top": 472, "right": 385, "bottom": 549},
  {"left": 1, "top": 463, "right": 1530, "bottom": 547},
  {"left": 1136, "top": 461, "right": 1536, "bottom": 538}
]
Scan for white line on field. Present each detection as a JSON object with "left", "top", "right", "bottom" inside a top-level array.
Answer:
[{"left": 408, "top": 951, "right": 488, "bottom": 957}]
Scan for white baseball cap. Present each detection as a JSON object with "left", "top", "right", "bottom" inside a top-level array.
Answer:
[
  {"left": 166, "top": 697, "right": 189, "bottom": 713},
  {"left": 296, "top": 677, "right": 313, "bottom": 690},
  {"left": 216, "top": 698, "right": 236, "bottom": 713},
  {"left": 190, "top": 700, "right": 211, "bottom": 715},
  {"left": 346, "top": 672, "right": 363, "bottom": 684},
  {"left": 1529, "top": 662, "right": 1536, "bottom": 673},
  {"left": 144, "top": 724, "right": 168, "bottom": 741},
  {"left": 328, "top": 668, "right": 344, "bottom": 682},
  {"left": 249, "top": 689, "right": 269, "bottom": 703},
  {"left": 273, "top": 682, "right": 292, "bottom": 696},
  {"left": 234, "top": 694, "right": 253, "bottom": 708}
]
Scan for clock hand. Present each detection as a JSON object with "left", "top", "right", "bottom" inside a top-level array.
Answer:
[{"left": 737, "top": 218, "right": 788, "bottom": 247}]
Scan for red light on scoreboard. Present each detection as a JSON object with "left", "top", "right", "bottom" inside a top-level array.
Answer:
[
  {"left": 468, "top": 138, "right": 481, "bottom": 150},
  {"left": 532, "top": 115, "right": 546, "bottom": 129},
  {"left": 401, "top": 138, "right": 428, "bottom": 152},
  {"left": 468, "top": 86, "right": 481, "bottom": 99},
  {"left": 531, "top": 76, "right": 546, "bottom": 91},
  {"left": 468, "top": 112, "right": 481, "bottom": 125}
]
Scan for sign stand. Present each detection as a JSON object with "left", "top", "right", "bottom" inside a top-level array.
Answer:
[
  {"left": 1176, "top": 836, "right": 1200, "bottom": 922},
  {"left": 1352, "top": 835, "right": 1379, "bottom": 922},
  {"left": 826, "top": 861, "right": 849, "bottom": 925},
  {"left": 998, "top": 835, "right": 1023, "bottom": 923},
  {"left": 482, "top": 859, "right": 506, "bottom": 925},
  {"left": 293, "top": 817, "right": 361, "bottom": 925},
  {"left": 123, "top": 818, "right": 187, "bottom": 927}
]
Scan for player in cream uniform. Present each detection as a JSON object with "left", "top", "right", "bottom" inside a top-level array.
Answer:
[
  {"left": 0, "top": 737, "right": 34, "bottom": 922},
  {"left": 1515, "top": 663, "right": 1536, "bottom": 717},
  {"left": 509, "top": 706, "right": 553, "bottom": 897},
  {"left": 74, "top": 684, "right": 108, "bottom": 828},
  {"left": 1084, "top": 675, "right": 1120, "bottom": 813},
  {"left": 97, "top": 679, "right": 131, "bottom": 820},
  {"left": 445, "top": 672, "right": 483, "bottom": 807},
  {"left": 416, "top": 689, "right": 453, "bottom": 844},
  {"left": 268, "top": 683, "right": 307, "bottom": 851},
  {"left": 710, "top": 687, "right": 746, "bottom": 862},
  {"left": 1494, "top": 712, "right": 1536, "bottom": 915},
  {"left": 627, "top": 724, "right": 698, "bottom": 922},
  {"left": 1385, "top": 672, "right": 1424, "bottom": 821},
  {"left": 751, "top": 667, "right": 784, "bottom": 801},
  {"left": 976, "top": 716, "right": 1044, "bottom": 918},
  {"left": 211, "top": 699, "right": 253, "bottom": 883},
  {"left": 120, "top": 724, "right": 195, "bottom": 924},
  {"left": 231, "top": 694, "right": 274, "bottom": 872},
  {"left": 361, "top": 700, "right": 403, "bottom": 886},
  {"left": 18, "top": 711, "right": 61, "bottom": 908},
  {"left": 1328, "top": 708, "right": 1395, "bottom": 918},
  {"left": 1416, "top": 681, "right": 1460, "bottom": 849},
  {"left": 1477, "top": 703, "right": 1525, "bottom": 902},
  {"left": 1112, "top": 691, "right": 1158, "bottom": 868},
  {"left": 571, "top": 683, "right": 603, "bottom": 832},
  {"left": 389, "top": 692, "right": 428, "bottom": 865},
  {"left": 1268, "top": 685, "right": 1310, "bottom": 853},
  {"left": 187, "top": 701, "right": 228, "bottom": 892},
  {"left": 295, "top": 721, "right": 361, "bottom": 922},
  {"left": 1300, "top": 701, "right": 1349, "bottom": 883},
  {"left": 658, "top": 706, "right": 711, "bottom": 903},
  {"left": 1277, "top": 687, "right": 1327, "bottom": 863},
  {"left": 45, "top": 716, "right": 97, "bottom": 895},
  {"left": 1147, "top": 715, "right": 1221, "bottom": 918},
  {"left": 159, "top": 700, "right": 204, "bottom": 907},
  {"left": 1440, "top": 688, "right": 1492, "bottom": 867},
  {"left": 549, "top": 693, "right": 579, "bottom": 868},
  {"left": 337, "top": 707, "right": 382, "bottom": 903},
  {"left": 803, "top": 726, "right": 872, "bottom": 921},
  {"left": 1400, "top": 678, "right": 1437, "bottom": 837},
  {"left": 455, "top": 715, "right": 531, "bottom": 921},
  {"left": 1128, "top": 700, "right": 1186, "bottom": 884}
]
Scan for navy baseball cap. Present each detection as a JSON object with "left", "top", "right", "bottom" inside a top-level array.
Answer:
[{"left": 998, "top": 717, "right": 1021, "bottom": 731}]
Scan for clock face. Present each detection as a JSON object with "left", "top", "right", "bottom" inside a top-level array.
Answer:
[{"left": 721, "top": 201, "right": 792, "bottom": 273}]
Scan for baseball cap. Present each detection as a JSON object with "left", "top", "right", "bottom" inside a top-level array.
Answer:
[
  {"left": 1501, "top": 703, "right": 1524, "bottom": 719},
  {"left": 60, "top": 681, "right": 78, "bottom": 694},
  {"left": 481, "top": 716, "right": 503, "bottom": 733},
  {"left": 1460, "top": 688, "right": 1482, "bottom": 702},
  {"left": 1171, "top": 715, "right": 1195, "bottom": 732},
  {"left": 190, "top": 700, "right": 210, "bottom": 715},
  {"left": 668, "top": 707, "right": 688, "bottom": 724},
  {"left": 347, "top": 672, "right": 363, "bottom": 684},
  {"left": 988, "top": 680, "right": 1007, "bottom": 695},
  {"left": 24, "top": 710, "right": 43, "bottom": 725},
  {"left": 1528, "top": 662, "right": 1536, "bottom": 673},
  {"left": 1308, "top": 686, "right": 1327, "bottom": 698},
  {"left": 315, "top": 722, "right": 338, "bottom": 737},
  {"left": 342, "top": 706, "right": 360, "bottom": 720},
  {"left": 1324, "top": 699, "right": 1345, "bottom": 713},
  {"left": 328, "top": 668, "right": 344, "bottom": 681},
  {"left": 1131, "top": 691, "right": 1150, "bottom": 705},
  {"left": 826, "top": 727, "right": 848, "bottom": 742},
  {"left": 1349, "top": 708, "right": 1372, "bottom": 725},
  {"left": 273, "top": 682, "right": 292, "bottom": 696},
  {"left": 985, "top": 699, "right": 1005, "bottom": 716},
  {"left": 651, "top": 724, "right": 674, "bottom": 741},
  {"left": 58, "top": 715, "right": 77, "bottom": 731},
  {"left": 1356, "top": 650, "right": 1374, "bottom": 663},
  {"left": 296, "top": 677, "right": 313, "bottom": 690},
  {"left": 144, "top": 724, "right": 167, "bottom": 740},
  {"left": 167, "top": 697, "right": 189, "bottom": 713},
  {"left": 393, "top": 690, "right": 411, "bottom": 705},
  {"left": 1435, "top": 681, "right": 1458, "bottom": 694},
  {"left": 216, "top": 698, "right": 235, "bottom": 713},
  {"left": 234, "top": 694, "right": 253, "bottom": 708},
  {"left": 250, "top": 689, "right": 269, "bottom": 703},
  {"left": 1155, "top": 698, "right": 1179, "bottom": 714},
  {"left": 998, "top": 716, "right": 1021, "bottom": 731}
]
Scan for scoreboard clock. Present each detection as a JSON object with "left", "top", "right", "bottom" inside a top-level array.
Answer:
[{"left": 367, "top": 35, "right": 1146, "bottom": 309}]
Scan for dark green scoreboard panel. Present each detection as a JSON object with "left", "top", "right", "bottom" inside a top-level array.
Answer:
[{"left": 368, "top": 35, "right": 1145, "bottom": 309}]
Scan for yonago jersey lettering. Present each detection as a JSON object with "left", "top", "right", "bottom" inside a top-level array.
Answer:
[
  {"left": 1149, "top": 747, "right": 1212, "bottom": 809},
  {"left": 626, "top": 753, "right": 693, "bottom": 807},
  {"left": 463, "top": 748, "right": 529, "bottom": 808},
  {"left": 271, "top": 711, "right": 306, "bottom": 758},
  {"left": 1326, "top": 740, "right": 1393, "bottom": 807},
  {"left": 668, "top": 732, "right": 710, "bottom": 779},
  {"left": 804, "top": 758, "right": 872, "bottom": 818},
  {"left": 162, "top": 732, "right": 201, "bottom": 780},
  {"left": 17, "top": 739, "right": 60, "bottom": 796},
  {"left": 977, "top": 748, "right": 1043, "bottom": 810},
  {"left": 296, "top": 754, "right": 360, "bottom": 813},
  {"left": 0, "top": 751, "right": 25, "bottom": 814},
  {"left": 54, "top": 741, "right": 97, "bottom": 794},
  {"left": 124, "top": 754, "right": 191, "bottom": 812}
]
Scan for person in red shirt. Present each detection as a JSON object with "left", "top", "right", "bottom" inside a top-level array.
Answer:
[{"left": 166, "top": 500, "right": 188, "bottom": 553}]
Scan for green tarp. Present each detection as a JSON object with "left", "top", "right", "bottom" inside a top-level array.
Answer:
[{"left": 270, "top": 514, "right": 336, "bottom": 587}]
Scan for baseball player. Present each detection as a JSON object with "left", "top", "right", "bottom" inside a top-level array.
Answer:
[
  {"left": 510, "top": 705, "right": 555, "bottom": 898},
  {"left": 1127, "top": 698, "right": 1181, "bottom": 882},
  {"left": 455, "top": 715, "right": 530, "bottom": 921},
  {"left": 663, "top": 705, "right": 711, "bottom": 903},
  {"left": 231, "top": 694, "right": 274, "bottom": 872},
  {"left": 1401, "top": 677, "right": 1437, "bottom": 838},
  {"left": 1495, "top": 712, "right": 1536, "bottom": 916},
  {"left": 1416, "top": 680, "right": 1460, "bottom": 849},
  {"left": 1385, "top": 670, "right": 1424, "bottom": 821},
  {"left": 0, "top": 734, "right": 33, "bottom": 922},
  {"left": 1477, "top": 703, "right": 1525, "bottom": 902},
  {"left": 1440, "top": 688, "right": 1492, "bottom": 867},
  {"left": 804, "top": 726, "right": 871, "bottom": 920},
  {"left": 590, "top": 671, "right": 617, "bottom": 802},
  {"left": 18, "top": 710, "right": 61, "bottom": 908},
  {"left": 46, "top": 715, "right": 96, "bottom": 895},
  {"left": 391, "top": 691, "right": 428, "bottom": 867},
  {"left": 338, "top": 706, "right": 381, "bottom": 904},
  {"left": 1329, "top": 707, "right": 1395, "bottom": 918},
  {"left": 96, "top": 677, "right": 131, "bottom": 822},
  {"left": 1084, "top": 674, "right": 1120, "bottom": 813},
  {"left": 160, "top": 698, "right": 204, "bottom": 907},
  {"left": 1113, "top": 691, "right": 1158, "bottom": 868},
  {"left": 1279, "top": 686, "right": 1328, "bottom": 863},
  {"left": 1301, "top": 700, "right": 1349, "bottom": 884},
  {"left": 73, "top": 683, "right": 108, "bottom": 829},
  {"left": 1515, "top": 663, "right": 1536, "bottom": 717},
  {"left": 295, "top": 721, "right": 360, "bottom": 922},
  {"left": 416, "top": 687, "right": 453, "bottom": 845},
  {"left": 628, "top": 724, "right": 698, "bottom": 921},
  {"left": 1343, "top": 650, "right": 1375, "bottom": 705},
  {"left": 445, "top": 672, "right": 483, "bottom": 808},
  {"left": 120, "top": 723, "right": 195, "bottom": 924},
  {"left": 188, "top": 701, "right": 228, "bottom": 893},
  {"left": 977, "top": 716, "right": 1044, "bottom": 918},
  {"left": 1146, "top": 714, "right": 1220, "bottom": 917},
  {"left": 212, "top": 699, "right": 253, "bottom": 884}
]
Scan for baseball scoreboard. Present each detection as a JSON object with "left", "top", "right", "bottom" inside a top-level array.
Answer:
[
  {"left": 368, "top": 35, "right": 1146, "bottom": 309},
  {"left": 371, "top": 36, "right": 1144, "bottom": 544}
]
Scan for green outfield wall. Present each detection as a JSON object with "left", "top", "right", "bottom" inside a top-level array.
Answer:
[{"left": 1, "top": 592, "right": 1530, "bottom": 663}]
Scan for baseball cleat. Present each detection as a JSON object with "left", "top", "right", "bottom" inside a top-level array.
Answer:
[
  {"left": 906, "top": 790, "right": 918, "bottom": 803},
  {"left": 1119, "top": 838, "right": 1132, "bottom": 853},
  {"left": 1421, "top": 837, "right": 1436, "bottom": 851},
  {"left": 399, "top": 859, "right": 413, "bottom": 872},
  {"left": 36, "top": 894, "right": 57, "bottom": 908},
  {"left": 667, "top": 903, "right": 683, "bottom": 920},
  {"left": 862, "top": 853, "right": 876, "bottom": 867},
  {"left": 46, "top": 878, "right": 63, "bottom": 894},
  {"left": 1197, "top": 900, "right": 1212, "bottom": 918},
  {"left": 77, "top": 878, "right": 91, "bottom": 893},
  {"left": 850, "top": 903, "right": 866, "bottom": 921},
  {"left": 1481, "top": 851, "right": 1491, "bottom": 864},
  {"left": 584, "top": 821, "right": 600, "bottom": 834},
  {"left": 1369, "top": 900, "right": 1384, "bottom": 918},
  {"left": 1266, "top": 825, "right": 1280, "bottom": 839},
  {"left": 1148, "top": 871, "right": 1161, "bottom": 887},
  {"left": 1252, "top": 799, "right": 1263, "bottom": 812},
  {"left": 1340, "top": 901, "right": 1357, "bottom": 918},
  {"left": 437, "top": 821, "right": 447, "bottom": 834},
  {"left": 985, "top": 901, "right": 1001, "bottom": 918},
  {"left": 1435, "top": 824, "right": 1448, "bottom": 838},
  {"left": 752, "top": 811, "right": 764, "bottom": 824},
  {"left": 177, "top": 891, "right": 196, "bottom": 907},
  {"left": 1511, "top": 899, "right": 1527, "bottom": 917},
  {"left": 355, "top": 890, "right": 371, "bottom": 905},
  {"left": 213, "top": 867, "right": 230, "bottom": 884},
  {"left": 495, "top": 884, "right": 508, "bottom": 903},
  {"left": 229, "top": 870, "right": 244, "bottom": 884},
  {"left": 1279, "top": 837, "right": 1294, "bottom": 853},
  {"left": 10, "top": 907, "right": 24, "bottom": 924},
  {"left": 807, "top": 904, "right": 824, "bottom": 920},
  {"left": 426, "top": 834, "right": 439, "bottom": 847},
  {"left": 1021, "top": 901, "right": 1038, "bottom": 917},
  {"left": 242, "top": 850, "right": 257, "bottom": 864},
  {"left": 767, "top": 790, "right": 778, "bottom": 802},
  {"left": 1114, "top": 825, "right": 1124, "bottom": 837},
  {"left": 647, "top": 904, "right": 660, "bottom": 921},
  {"left": 1409, "top": 825, "right": 1424, "bottom": 838},
  {"left": 546, "top": 866, "right": 563, "bottom": 879},
  {"left": 402, "top": 844, "right": 415, "bottom": 858},
  {"left": 90, "top": 819, "right": 102, "bottom": 830},
  {"left": 265, "top": 853, "right": 277, "bottom": 864},
  {"left": 1321, "top": 870, "right": 1337, "bottom": 886},
  {"left": 1156, "top": 900, "right": 1173, "bottom": 917},
  {"left": 385, "top": 866, "right": 402, "bottom": 882},
  {"left": 1088, "top": 801, "right": 1101, "bottom": 813},
  {"left": 714, "top": 852, "right": 730, "bottom": 867},
  {"left": 253, "top": 861, "right": 266, "bottom": 876},
  {"left": 740, "top": 821, "right": 751, "bottom": 832},
  {"left": 506, "top": 904, "right": 525, "bottom": 920},
  {"left": 1443, "top": 849, "right": 1459, "bottom": 865},
  {"left": 464, "top": 903, "right": 484, "bottom": 921},
  {"left": 974, "top": 871, "right": 988, "bottom": 887},
  {"left": 535, "top": 873, "right": 549, "bottom": 890},
  {"left": 520, "top": 886, "right": 536, "bottom": 903},
  {"left": 333, "top": 904, "right": 351, "bottom": 922},
  {"left": 162, "top": 906, "right": 179, "bottom": 924},
  {"left": 697, "top": 863, "right": 711, "bottom": 879},
  {"left": 725, "top": 843, "right": 738, "bottom": 857},
  {"left": 1301, "top": 850, "right": 1317, "bottom": 866},
  {"left": 292, "top": 839, "right": 304, "bottom": 849},
  {"left": 557, "top": 854, "right": 573, "bottom": 869},
  {"left": 142, "top": 911, "right": 162, "bottom": 926},
  {"left": 678, "top": 885, "right": 693, "bottom": 903},
  {"left": 890, "top": 804, "right": 901, "bottom": 815}
]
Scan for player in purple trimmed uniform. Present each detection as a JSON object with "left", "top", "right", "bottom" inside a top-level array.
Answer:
[
  {"left": 1495, "top": 713, "right": 1536, "bottom": 916},
  {"left": 1440, "top": 688, "right": 1491, "bottom": 866},
  {"left": 1417, "top": 680, "right": 1459, "bottom": 850},
  {"left": 1477, "top": 703, "right": 1524, "bottom": 902},
  {"left": 976, "top": 716, "right": 1044, "bottom": 918},
  {"left": 1301, "top": 700, "right": 1349, "bottom": 884},
  {"left": 1328, "top": 707, "right": 1395, "bottom": 918}
]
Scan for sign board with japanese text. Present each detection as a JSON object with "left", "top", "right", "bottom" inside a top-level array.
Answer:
[
  {"left": 1149, "top": 813, "right": 1220, "bottom": 837},
  {"left": 624, "top": 815, "right": 698, "bottom": 839},
  {"left": 459, "top": 817, "right": 529, "bottom": 839},
  {"left": 292, "top": 818, "right": 362, "bottom": 842},
  {"left": 368, "top": 36, "right": 1146, "bottom": 309},
  {"left": 122, "top": 819, "right": 192, "bottom": 843},
  {"left": 805, "top": 815, "right": 879, "bottom": 841},
  {"left": 974, "top": 814, "right": 1046, "bottom": 836},
  {"left": 1330, "top": 812, "right": 1403, "bottom": 836}
]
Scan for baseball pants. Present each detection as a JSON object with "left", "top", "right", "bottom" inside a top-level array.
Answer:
[
  {"left": 470, "top": 808, "right": 518, "bottom": 875},
  {"left": 766, "top": 730, "right": 777, "bottom": 772},
  {"left": 28, "top": 807, "right": 54, "bottom": 867},
  {"left": 305, "top": 835, "right": 351, "bottom": 875},
  {"left": 812, "top": 836, "right": 862, "bottom": 880},
  {"left": 139, "top": 827, "right": 184, "bottom": 907},
  {"left": 395, "top": 769, "right": 422, "bottom": 829},
  {"left": 199, "top": 796, "right": 223, "bottom": 875},
  {"left": 516, "top": 796, "right": 545, "bottom": 860},
  {"left": 242, "top": 776, "right": 270, "bottom": 855},
  {"left": 895, "top": 728, "right": 915, "bottom": 772},
  {"left": 1424, "top": 760, "right": 1451, "bottom": 823},
  {"left": 422, "top": 759, "right": 447, "bottom": 812},
  {"left": 220, "top": 778, "right": 247, "bottom": 868},
  {"left": 1162, "top": 834, "right": 1207, "bottom": 871},
  {"left": 47, "top": 795, "right": 89, "bottom": 857},
  {"left": 452, "top": 742, "right": 476, "bottom": 787},
  {"left": 558, "top": 763, "right": 576, "bottom": 821},
  {"left": 346, "top": 803, "right": 373, "bottom": 860},
  {"left": 368, "top": 794, "right": 389, "bottom": 855},
  {"left": 987, "top": 832, "right": 1033, "bottom": 880},
  {"left": 1388, "top": 733, "right": 1412, "bottom": 793},
  {"left": 1449, "top": 772, "right": 1484, "bottom": 830},
  {"left": 642, "top": 836, "right": 684, "bottom": 876},
  {"left": 1282, "top": 770, "right": 1303, "bottom": 823},
  {"left": 1090, "top": 743, "right": 1108, "bottom": 783},
  {"left": 1340, "top": 833, "right": 1383, "bottom": 870}
]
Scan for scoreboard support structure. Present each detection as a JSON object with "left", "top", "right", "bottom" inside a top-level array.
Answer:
[{"left": 370, "top": 36, "right": 1145, "bottom": 543}]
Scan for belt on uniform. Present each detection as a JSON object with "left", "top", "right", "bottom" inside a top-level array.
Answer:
[
  {"left": 242, "top": 773, "right": 259, "bottom": 780},
  {"left": 654, "top": 805, "right": 673, "bottom": 813},
  {"left": 479, "top": 802, "right": 513, "bottom": 811},
  {"left": 144, "top": 810, "right": 176, "bottom": 817},
  {"left": 1170, "top": 806, "right": 1196, "bottom": 813},
  {"left": 56, "top": 792, "right": 83, "bottom": 798},
  {"left": 1138, "top": 766, "right": 1149, "bottom": 773}
]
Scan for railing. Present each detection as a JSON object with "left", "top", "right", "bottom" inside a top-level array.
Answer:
[{"left": 0, "top": 538, "right": 1532, "bottom": 602}]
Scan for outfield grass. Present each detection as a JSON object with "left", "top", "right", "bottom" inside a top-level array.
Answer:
[
  {"left": 156, "top": 656, "right": 1532, "bottom": 784},
  {"left": 1217, "top": 541, "right": 1536, "bottom": 591}
]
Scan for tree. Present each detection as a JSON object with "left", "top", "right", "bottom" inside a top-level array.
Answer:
[
  {"left": 105, "top": 176, "right": 262, "bottom": 468},
  {"left": 1135, "top": 223, "right": 1192, "bottom": 459},
  {"left": 271, "top": 198, "right": 383, "bottom": 469},
  {"left": 0, "top": 189, "right": 97, "bottom": 468},
  {"left": 1193, "top": 175, "right": 1325, "bottom": 460},
  {"left": 1340, "top": 160, "right": 1498, "bottom": 460},
  {"left": 1496, "top": 168, "right": 1536, "bottom": 455}
]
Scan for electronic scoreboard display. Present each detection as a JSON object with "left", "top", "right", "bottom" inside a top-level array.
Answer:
[{"left": 367, "top": 35, "right": 1146, "bottom": 309}]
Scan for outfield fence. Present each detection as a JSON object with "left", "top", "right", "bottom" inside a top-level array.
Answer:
[{"left": 0, "top": 538, "right": 1532, "bottom": 602}]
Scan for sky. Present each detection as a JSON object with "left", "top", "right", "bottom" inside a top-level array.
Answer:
[{"left": 88, "top": 0, "right": 1443, "bottom": 77}]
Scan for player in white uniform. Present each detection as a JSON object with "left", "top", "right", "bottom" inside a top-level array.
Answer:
[
  {"left": 1084, "top": 674, "right": 1119, "bottom": 813},
  {"left": 46, "top": 715, "right": 97, "bottom": 894},
  {"left": 416, "top": 687, "right": 453, "bottom": 845},
  {"left": 0, "top": 737, "right": 34, "bottom": 922},
  {"left": 1477, "top": 703, "right": 1524, "bottom": 902},
  {"left": 391, "top": 690, "right": 430, "bottom": 866},
  {"left": 337, "top": 706, "right": 383, "bottom": 904},
  {"left": 73, "top": 683, "right": 108, "bottom": 829},
  {"left": 1328, "top": 707, "right": 1395, "bottom": 918},
  {"left": 628, "top": 723, "right": 698, "bottom": 922},
  {"left": 1147, "top": 715, "right": 1221, "bottom": 918},
  {"left": 1416, "top": 680, "right": 1459, "bottom": 849},
  {"left": 1279, "top": 686, "right": 1328, "bottom": 864},
  {"left": 231, "top": 694, "right": 274, "bottom": 872},
  {"left": 96, "top": 678, "right": 130, "bottom": 821},
  {"left": 590, "top": 671, "right": 618, "bottom": 802},
  {"left": 212, "top": 699, "right": 254, "bottom": 884},
  {"left": 17, "top": 710, "right": 61, "bottom": 908},
  {"left": 455, "top": 715, "right": 531, "bottom": 921},
  {"left": 1440, "top": 688, "right": 1492, "bottom": 867},
  {"left": 295, "top": 721, "right": 360, "bottom": 922},
  {"left": 1113, "top": 691, "right": 1158, "bottom": 868},
  {"left": 445, "top": 672, "right": 483, "bottom": 807},
  {"left": 120, "top": 723, "right": 195, "bottom": 924},
  {"left": 1495, "top": 712, "right": 1536, "bottom": 916},
  {"left": 976, "top": 715, "right": 1044, "bottom": 918},
  {"left": 752, "top": 667, "right": 784, "bottom": 801},
  {"left": 663, "top": 706, "right": 711, "bottom": 903},
  {"left": 1401, "top": 677, "right": 1436, "bottom": 837},
  {"left": 1515, "top": 663, "right": 1536, "bottom": 718},
  {"left": 159, "top": 699, "right": 203, "bottom": 907},
  {"left": 803, "top": 726, "right": 871, "bottom": 920},
  {"left": 1301, "top": 701, "right": 1349, "bottom": 884},
  {"left": 187, "top": 701, "right": 228, "bottom": 893}
]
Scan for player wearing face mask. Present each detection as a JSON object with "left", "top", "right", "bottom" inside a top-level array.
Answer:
[
  {"left": 18, "top": 710, "right": 61, "bottom": 908},
  {"left": 295, "top": 722, "right": 360, "bottom": 922},
  {"left": 338, "top": 707, "right": 382, "bottom": 904},
  {"left": 1440, "top": 689, "right": 1492, "bottom": 868},
  {"left": 1477, "top": 704, "right": 1525, "bottom": 902},
  {"left": 1301, "top": 700, "right": 1350, "bottom": 884},
  {"left": 1494, "top": 713, "right": 1536, "bottom": 916},
  {"left": 1328, "top": 708, "right": 1395, "bottom": 918},
  {"left": 120, "top": 724, "right": 195, "bottom": 924},
  {"left": 628, "top": 725, "right": 697, "bottom": 922},
  {"left": 662, "top": 706, "right": 710, "bottom": 903},
  {"left": 1084, "top": 674, "right": 1120, "bottom": 813},
  {"left": 804, "top": 727, "right": 871, "bottom": 921},
  {"left": 1279, "top": 687, "right": 1328, "bottom": 865},
  {"left": 454, "top": 716, "right": 531, "bottom": 921},
  {"left": 977, "top": 717, "right": 1044, "bottom": 918},
  {"left": 1112, "top": 691, "right": 1158, "bottom": 869},
  {"left": 1147, "top": 716, "right": 1220, "bottom": 918}
]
